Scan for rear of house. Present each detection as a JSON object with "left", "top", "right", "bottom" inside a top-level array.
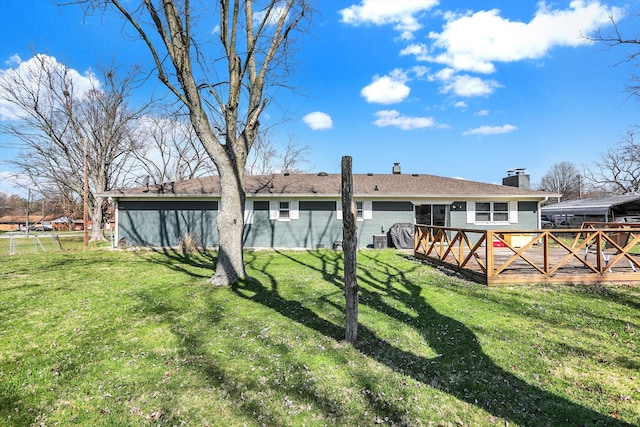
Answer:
[{"left": 106, "top": 169, "right": 550, "bottom": 250}]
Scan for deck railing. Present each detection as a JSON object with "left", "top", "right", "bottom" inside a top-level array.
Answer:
[{"left": 413, "top": 223, "right": 640, "bottom": 286}]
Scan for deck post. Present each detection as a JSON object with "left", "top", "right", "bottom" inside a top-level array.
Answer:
[{"left": 486, "top": 230, "right": 494, "bottom": 285}]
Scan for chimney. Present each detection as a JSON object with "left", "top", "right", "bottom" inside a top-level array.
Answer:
[
  {"left": 392, "top": 163, "right": 401, "bottom": 174},
  {"left": 502, "top": 168, "right": 530, "bottom": 189}
]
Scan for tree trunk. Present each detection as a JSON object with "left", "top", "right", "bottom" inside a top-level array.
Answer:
[
  {"left": 89, "top": 196, "right": 106, "bottom": 242},
  {"left": 342, "top": 156, "right": 358, "bottom": 343},
  {"left": 208, "top": 164, "right": 247, "bottom": 286}
]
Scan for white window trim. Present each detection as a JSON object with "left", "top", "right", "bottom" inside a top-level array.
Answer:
[
  {"left": 244, "top": 200, "right": 254, "bottom": 224},
  {"left": 336, "top": 200, "right": 372, "bottom": 221},
  {"left": 467, "top": 201, "right": 518, "bottom": 224},
  {"left": 363, "top": 201, "right": 373, "bottom": 220},
  {"left": 269, "top": 200, "right": 299, "bottom": 221}
]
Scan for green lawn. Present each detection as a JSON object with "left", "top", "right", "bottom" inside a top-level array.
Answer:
[{"left": 0, "top": 248, "right": 638, "bottom": 426}]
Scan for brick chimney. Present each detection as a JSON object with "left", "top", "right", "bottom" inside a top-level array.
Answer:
[
  {"left": 503, "top": 168, "right": 530, "bottom": 189},
  {"left": 392, "top": 163, "right": 401, "bottom": 174}
]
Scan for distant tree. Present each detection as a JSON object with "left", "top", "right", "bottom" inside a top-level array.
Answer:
[
  {"left": 539, "top": 161, "right": 583, "bottom": 202},
  {"left": 246, "top": 130, "right": 309, "bottom": 175},
  {"left": 71, "top": 0, "right": 312, "bottom": 285},
  {"left": 0, "top": 55, "right": 148, "bottom": 241},
  {"left": 280, "top": 138, "right": 310, "bottom": 173},
  {"left": 583, "top": 130, "right": 640, "bottom": 195},
  {"left": 4, "top": 194, "right": 27, "bottom": 215},
  {"left": 134, "top": 115, "right": 217, "bottom": 184},
  {"left": 0, "top": 192, "right": 11, "bottom": 216}
]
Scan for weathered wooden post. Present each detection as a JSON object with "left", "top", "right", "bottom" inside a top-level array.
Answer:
[{"left": 342, "top": 156, "right": 358, "bottom": 343}]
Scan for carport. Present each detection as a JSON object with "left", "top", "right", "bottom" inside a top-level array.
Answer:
[{"left": 541, "top": 195, "right": 640, "bottom": 226}]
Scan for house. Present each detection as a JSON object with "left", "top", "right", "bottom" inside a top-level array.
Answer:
[
  {"left": 541, "top": 194, "right": 640, "bottom": 227},
  {"left": 0, "top": 214, "right": 58, "bottom": 232},
  {"left": 103, "top": 166, "right": 551, "bottom": 249}
]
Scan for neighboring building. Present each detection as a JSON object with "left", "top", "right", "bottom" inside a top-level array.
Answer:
[
  {"left": 103, "top": 166, "right": 551, "bottom": 249},
  {"left": 541, "top": 194, "right": 640, "bottom": 227},
  {"left": 0, "top": 215, "right": 57, "bottom": 232}
]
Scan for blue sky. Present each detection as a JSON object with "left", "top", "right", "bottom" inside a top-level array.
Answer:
[{"left": 1, "top": 0, "right": 638, "bottom": 196}]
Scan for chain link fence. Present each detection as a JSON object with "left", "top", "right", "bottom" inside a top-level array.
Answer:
[{"left": 0, "top": 231, "right": 115, "bottom": 255}]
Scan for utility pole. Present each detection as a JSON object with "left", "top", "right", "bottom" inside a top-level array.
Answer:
[
  {"left": 83, "top": 138, "right": 89, "bottom": 248},
  {"left": 25, "top": 188, "right": 31, "bottom": 237}
]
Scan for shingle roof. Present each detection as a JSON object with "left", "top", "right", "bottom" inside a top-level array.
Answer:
[{"left": 105, "top": 173, "right": 551, "bottom": 199}]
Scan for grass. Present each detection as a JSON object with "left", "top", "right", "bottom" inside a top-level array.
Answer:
[{"left": 0, "top": 247, "right": 638, "bottom": 426}]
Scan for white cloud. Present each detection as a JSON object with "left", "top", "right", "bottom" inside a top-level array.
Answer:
[
  {"left": 454, "top": 101, "right": 467, "bottom": 108},
  {"left": 475, "top": 109, "right": 489, "bottom": 116},
  {"left": 4, "top": 54, "right": 22, "bottom": 67},
  {"left": 254, "top": 4, "right": 289, "bottom": 26},
  {"left": 339, "top": 0, "right": 439, "bottom": 39},
  {"left": 0, "top": 54, "right": 99, "bottom": 120},
  {"left": 400, "top": 43, "right": 429, "bottom": 60},
  {"left": 373, "top": 109, "right": 435, "bottom": 130},
  {"left": 463, "top": 124, "right": 517, "bottom": 136},
  {"left": 425, "top": 1, "right": 621, "bottom": 73},
  {"left": 361, "top": 69, "right": 411, "bottom": 104},
  {"left": 439, "top": 73, "right": 501, "bottom": 97},
  {"left": 302, "top": 111, "right": 333, "bottom": 130}
]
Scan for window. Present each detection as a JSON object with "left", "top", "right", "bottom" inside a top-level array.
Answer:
[
  {"left": 279, "top": 201, "right": 290, "bottom": 219},
  {"left": 475, "top": 203, "right": 491, "bottom": 222},
  {"left": 474, "top": 202, "right": 509, "bottom": 223},
  {"left": 269, "top": 201, "right": 299, "bottom": 221},
  {"left": 336, "top": 201, "right": 372, "bottom": 220},
  {"left": 493, "top": 202, "right": 509, "bottom": 222}
]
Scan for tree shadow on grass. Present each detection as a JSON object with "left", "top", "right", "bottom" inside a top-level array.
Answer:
[
  {"left": 132, "top": 246, "right": 217, "bottom": 280},
  {"left": 232, "top": 249, "right": 633, "bottom": 426}
]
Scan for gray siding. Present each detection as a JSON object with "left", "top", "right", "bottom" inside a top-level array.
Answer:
[
  {"left": 516, "top": 201, "right": 539, "bottom": 230},
  {"left": 449, "top": 201, "right": 538, "bottom": 231},
  {"left": 243, "top": 200, "right": 414, "bottom": 248},
  {"left": 117, "top": 198, "right": 538, "bottom": 250},
  {"left": 119, "top": 200, "right": 219, "bottom": 247}
]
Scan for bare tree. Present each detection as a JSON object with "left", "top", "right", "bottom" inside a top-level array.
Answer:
[
  {"left": 135, "top": 115, "right": 217, "bottom": 184},
  {"left": 0, "top": 55, "right": 148, "bottom": 241},
  {"left": 583, "top": 130, "right": 640, "bottom": 195},
  {"left": 280, "top": 138, "right": 309, "bottom": 173},
  {"left": 71, "top": 1, "right": 312, "bottom": 285},
  {"left": 246, "top": 130, "right": 309, "bottom": 175},
  {"left": 585, "top": 12, "right": 640, "bottom": 99},
  {"left": 539, "top": 161, "right": 583, "bottom": 202}
]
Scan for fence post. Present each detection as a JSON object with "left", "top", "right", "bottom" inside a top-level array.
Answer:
[{"left": 342, "top": 156, "right": 358, "bottom": 343}]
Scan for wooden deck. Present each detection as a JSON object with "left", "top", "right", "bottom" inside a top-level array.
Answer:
[{"left": 413, "top": 223, "right": 640, "bottom": 286}]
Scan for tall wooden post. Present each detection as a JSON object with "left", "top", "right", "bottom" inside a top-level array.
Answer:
[
  {"left": 342, "top": 156, "right": 358, "bottom": 343},
  {"left": 83, "top": 138, "right": 89, "bottom": 248}
]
